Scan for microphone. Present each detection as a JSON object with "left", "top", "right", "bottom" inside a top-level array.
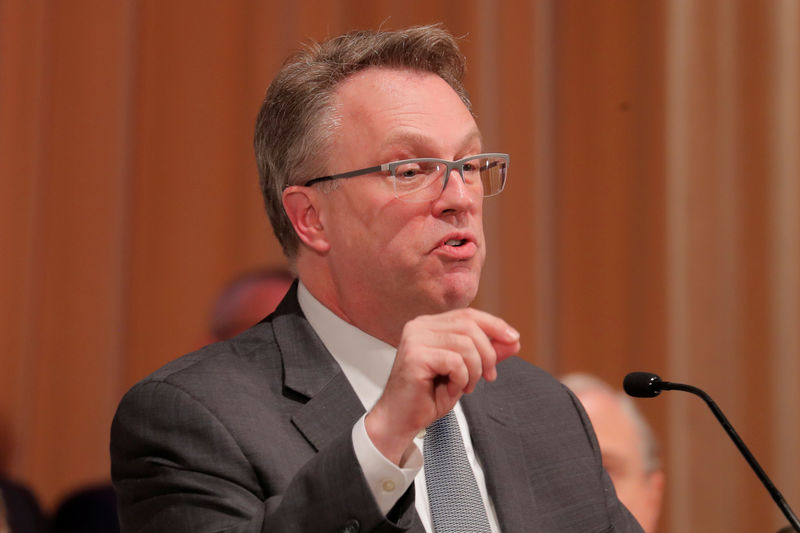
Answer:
[{"left": 623, "top": 372, "right": 800, "bottom": 532}]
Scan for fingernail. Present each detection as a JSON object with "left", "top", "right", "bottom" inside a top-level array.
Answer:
[{"left": 506, "top": 327, "right": 520, "bottom": 341}]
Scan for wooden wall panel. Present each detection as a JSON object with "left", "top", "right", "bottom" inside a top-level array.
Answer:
[
  {"left": 0, "top": 0, "right": 47, "bottom": 476},
  {"left": 665, "top": 1, "right": 800, "bottom": 531},
  {"left": 1, "top": 1, "right": 798, "bottom": 530},
  {"left": 123, "top": 1, "right": 281, "bottom": 388},
  {"left": 768, "top": 0, "right": 800, "bottom": 520},
  {"left": 554, "top": 0, "right": 668, "bottom": 379},
  {"left": 1, "top": 0, "right": 138, "bottom": 508}
]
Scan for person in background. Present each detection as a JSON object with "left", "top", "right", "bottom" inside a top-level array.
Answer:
[
  {"left": 0, "top": 475, "right": 48, "bottom": 533},
  {"left": 206, "top": 267, "right": 294, "bottom": 342},
  {"left": 52, "top": 484, "right": 118, "bottom": 533},
  {"left": 111, "top": 25, "right": 643, "bottom": 532},
  {"left": 561, "top": 373, "right": 665, "bottom": 532}
]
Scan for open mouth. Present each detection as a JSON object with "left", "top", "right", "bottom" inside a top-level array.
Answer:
[{"left": 444, "top": 238, "right": 468, "bottom": 247}]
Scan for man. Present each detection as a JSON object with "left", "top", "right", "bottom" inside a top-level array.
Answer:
[
  {"left": 111, "top": 25, "right": 642, "bottom": 532},
  {"left": 206, "top": 267, "right": 294, "bottom": 342},
  {"left": 561, "top": 373, "right": 664, "bottom": 532},
  {"left": 0, "top": 476, "right": 48, "bottom": 533}
]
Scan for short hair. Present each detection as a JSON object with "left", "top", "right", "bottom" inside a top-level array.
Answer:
[
  {"left": 254, "top": 24, "right": 472, "bottom": 259},
  {"left": 561, "top": 373, "right": 662, "bottom": 473}
]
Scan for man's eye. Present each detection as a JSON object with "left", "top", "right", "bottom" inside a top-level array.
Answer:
[{"left": 396, "top": 165, "right": 423, "bottom": 179}]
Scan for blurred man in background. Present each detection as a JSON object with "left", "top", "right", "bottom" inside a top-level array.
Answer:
[
  {"left": 206, "top": 267, "right": 294, "bottom": 343},
  {"left": 562, "top": 373, "right": 665, "bottom": 532},
  {"left": 52, "top": 484, "right": 119, "bottom": 533},
  {"left": 0, "top": 423, "right": 48, "bottom": 533},
  {"left": 0, "top": 475, "right": 48, "bottom": 533}
]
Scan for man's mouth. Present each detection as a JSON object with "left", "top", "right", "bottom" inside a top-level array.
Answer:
[{"left": 433, "top": 234, "right": 477, "bottom": 259}]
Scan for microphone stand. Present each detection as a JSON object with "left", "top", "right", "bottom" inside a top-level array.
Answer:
[{"left": 658, "top": 379, "right": 800, "bottom": 532}]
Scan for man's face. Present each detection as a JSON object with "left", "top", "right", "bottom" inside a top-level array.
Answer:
[{"left": 314, "top": 67, "right": 486, "bottom": 340}]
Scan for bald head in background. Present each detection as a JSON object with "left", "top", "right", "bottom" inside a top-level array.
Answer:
[
  {"left": 207, "top": 268, "right": 294, "bottom": 342},
  {"left": 562, "top": 373, "right": 665, "bottom": 532}
]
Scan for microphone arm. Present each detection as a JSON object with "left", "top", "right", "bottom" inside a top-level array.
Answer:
[{"left": 624, "top": 372, "right": 800, "bottom": 532}]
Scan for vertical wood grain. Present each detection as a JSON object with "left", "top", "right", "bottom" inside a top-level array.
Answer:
[
  {"left": 666, "top": 1, "right": 800, "bottom": 530},
  {"left": 0, "top": 0, "right": 138, "bottom": 508},
  {"left": 767, "top": 0, "right": 800, "bottom": 523},
  {"left": 0, "top": 0, "right": 48, "bottom": 477}
]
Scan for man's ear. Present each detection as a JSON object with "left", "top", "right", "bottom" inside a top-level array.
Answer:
[{"left": 282, "top": 186, "right": 331, "bottom": 254}]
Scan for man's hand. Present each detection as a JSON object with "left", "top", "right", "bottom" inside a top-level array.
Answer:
[{"left": 364, "top": 308, "right": 520, "bottom": 465}]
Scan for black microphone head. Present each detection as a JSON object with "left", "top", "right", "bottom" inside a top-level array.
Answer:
[{"left": 623, "top": 372, "right": 663, "bottom": 398}]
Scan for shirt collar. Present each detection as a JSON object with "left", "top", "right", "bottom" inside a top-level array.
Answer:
[{"left": 297, "top": 281, "right": 396, "bottom": 411}]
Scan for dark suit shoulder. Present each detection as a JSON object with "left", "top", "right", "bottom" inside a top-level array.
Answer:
[
  {"left": 139, "top": 321, "right": 281, "bottom": 389},
  {"left": 495, "top": 355, "right": 556, "bottom": 381},
  {"left": 131, "top": 282, "right": 312, "bottom": 395},
  {"left": 110, "top": 284, "right": 399, "bottom": 533},
  {"left": 491, "top": 356, "right": 571, "bottom": 402},
  {"left": 479, "top": 357, "right": 644, "bottom": 532}
]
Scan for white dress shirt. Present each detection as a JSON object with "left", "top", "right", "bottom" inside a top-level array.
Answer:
[{"left": 297, "top": 282, "right": 500, "bottom": 532}]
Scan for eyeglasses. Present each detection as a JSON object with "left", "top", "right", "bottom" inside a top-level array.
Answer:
[{"left": 302, "top": 153, "right": 509, "bottom": 203}]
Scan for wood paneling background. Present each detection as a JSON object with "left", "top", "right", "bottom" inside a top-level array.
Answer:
[{"left": 1, "top": 1, "right": 797, "bottom": 531}]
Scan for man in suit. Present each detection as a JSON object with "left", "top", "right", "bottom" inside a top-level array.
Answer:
[{"left": 111, "top": 25, "right": 643, "bottom": 532}]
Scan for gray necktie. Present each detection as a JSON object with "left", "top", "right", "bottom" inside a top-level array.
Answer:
[{"left": 424, "top": 410, "right": 492, "bottom": 533}]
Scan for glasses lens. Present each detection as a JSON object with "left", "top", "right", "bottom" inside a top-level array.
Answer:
[
  {"left": 392, "top": 161, "right": 444, "bottom": 200},
  {"left": 464, "top": 155, "right": 507, "bottom": 197}
]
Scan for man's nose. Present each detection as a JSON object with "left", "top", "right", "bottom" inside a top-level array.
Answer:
[{"left": 435, "top": 166, "right": 474, "bottom": 210}]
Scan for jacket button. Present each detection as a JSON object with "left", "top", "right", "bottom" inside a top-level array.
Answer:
[{"left": 342, "top": 519, "right": 360, "bottom": 532}]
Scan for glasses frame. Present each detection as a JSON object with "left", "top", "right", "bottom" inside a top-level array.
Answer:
[{"left": 301, "top": 152, "right": 510, "bottom": 201}]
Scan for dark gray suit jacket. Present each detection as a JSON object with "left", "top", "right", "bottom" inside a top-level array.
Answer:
[{"left": 111, "top": 285, "right": 642, "bottom": 532}]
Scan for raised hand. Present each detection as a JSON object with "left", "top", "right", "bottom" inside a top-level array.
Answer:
[{"left": 364, "top": 308, "right": 520, "bottom": 465}]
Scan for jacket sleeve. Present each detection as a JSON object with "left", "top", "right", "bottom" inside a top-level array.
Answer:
[{"left": 110, "top": 379, "right": 416, "bottom": 533}]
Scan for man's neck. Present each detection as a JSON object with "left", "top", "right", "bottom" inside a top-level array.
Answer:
[{"left": 298, "top": 278, "right": 405, "bottom": 347}]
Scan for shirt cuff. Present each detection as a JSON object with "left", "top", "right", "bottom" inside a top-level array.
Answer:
[{"left": 351, "top": 414, "right": 423, "bottom": 515}]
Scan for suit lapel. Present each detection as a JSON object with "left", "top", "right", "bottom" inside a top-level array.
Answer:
[
  {"left": 271, "top": 285, "right": 366, "bottom": 451},
  {"left": 462, "top": 382, "right": 535, "bottom": 532},
  {"left": 266, "top": 285, "right": 425, "bottom": 532},
  {"left": 291, "top": 371, "right": 365, "bottom": 451}
]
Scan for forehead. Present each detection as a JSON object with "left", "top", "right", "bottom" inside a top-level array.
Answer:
[{"left": 330, "top": 67, "right": 481, "bottom": 158}]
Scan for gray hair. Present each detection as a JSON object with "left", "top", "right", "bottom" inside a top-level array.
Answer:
[
  {"left": 561, "top": 372, "right": 662, "bottom": 473},
  {"left": 253, "top": 25, "right": 472, "bottom": 259}
]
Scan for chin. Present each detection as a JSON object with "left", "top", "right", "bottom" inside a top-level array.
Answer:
[{"left": 435, "top": 274, "right": 480, "bottom": 310}]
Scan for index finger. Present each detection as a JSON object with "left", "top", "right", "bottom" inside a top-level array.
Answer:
[
  {"left": 460, "top": 308, "right": 520, "bottom": 346},
  {"left": 459, "top": 308, "right": 521, "bottom": 378}
]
